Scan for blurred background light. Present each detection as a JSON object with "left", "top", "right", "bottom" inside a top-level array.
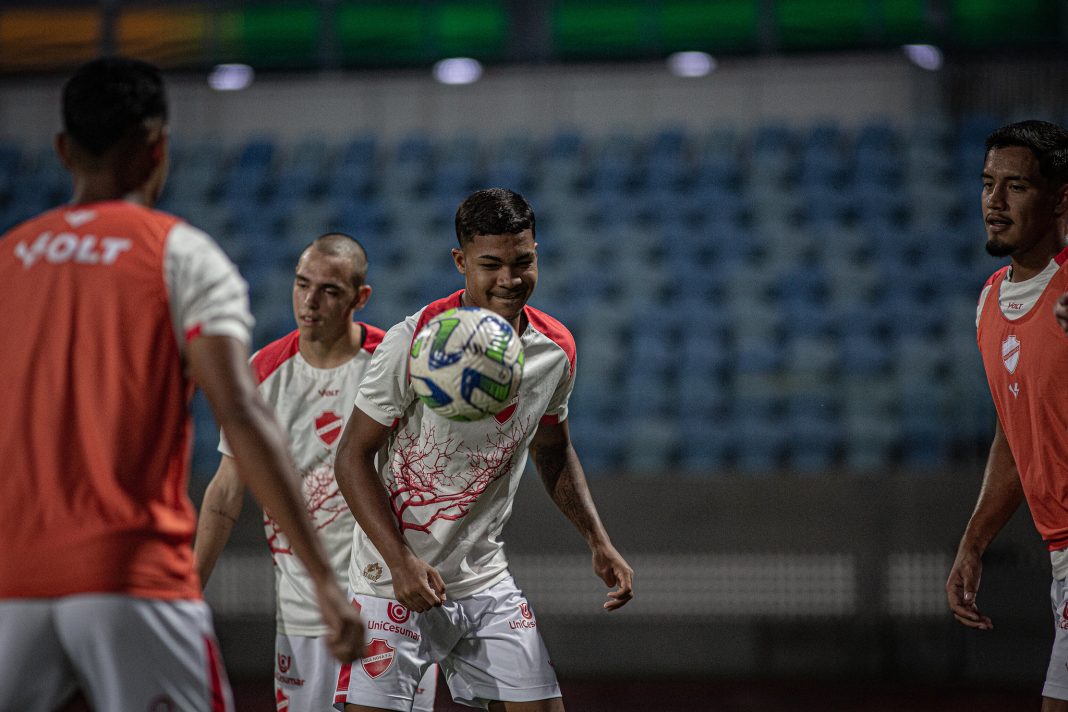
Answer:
[
  {"left": 667, "top": 51, "right": 716, "bottom": 78},
  {"left": 903, "top": 44, "right": 943, "bottom": 71},
  {"left": 208, "top": 64, "right": 254, "bottom": 91},
  {"left": 433, "top": 57, "right": 483, "bottom": 85}
]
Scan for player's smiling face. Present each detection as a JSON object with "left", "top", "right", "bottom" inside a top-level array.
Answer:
[
  {"left": 452, "top": 229, "right": 538, "bottom": 330},
  {"left": 292, "top": 248, "right": 363, "bottom": 343},
  {"left": 982, "top": 145, "right": 1065, "bottom": 258}
]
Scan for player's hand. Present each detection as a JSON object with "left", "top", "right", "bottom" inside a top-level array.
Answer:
[
  {"left": 1055, "top": 291, "right": 1068, "bottom": 335},
  {"left": 315, "top": 581, "right": 366, "bottom": 662},
  {"left": 591, "top": 542, "right": 634, "bottom": 611},
  {"left": 946, "top": 546, "right": 992, "bottom": 630},
  {"left": 391, "top": 553, "right": 447, "bottom": 613}
]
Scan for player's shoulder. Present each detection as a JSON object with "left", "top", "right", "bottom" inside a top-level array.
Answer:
[
  {"left": 524, "top": 304, "right": 576, "bottom": 373},
  {"left": 982, "top": 265, "right": 1010, "bottom": 290},
  {"left": 412, "top": 290, "right": 466, "bottom": 334},
  {"left": 0, "top": 205, "right": 62, "bottom": 239},
  {"left": 250, "top": 329, "right": 301, "bottom": 383},
  {"left": 93, "top": 201, "right": 185, "bottom": 238},
  {"left": 358, "top": 322, "right": 387, "bottom": 353}
]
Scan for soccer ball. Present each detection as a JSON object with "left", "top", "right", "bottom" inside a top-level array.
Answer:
[{"left": 408, "top": 306, "right": 524, "bottom": 422}]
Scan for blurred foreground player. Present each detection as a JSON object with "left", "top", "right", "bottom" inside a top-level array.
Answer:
[
  {"left": 195, "top": 233, "right": 437, "bottom": 711},
  {"left": 0, "top": 57, "right": 363, "bottom": 711},
  {"left": 334, "top": 188, "right": 634, "bottom": 711},
  {"left": 947, "top": 120, "right": 1068, "bottom": 711}
]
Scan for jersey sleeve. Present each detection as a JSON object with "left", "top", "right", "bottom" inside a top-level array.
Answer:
[
  {"left": 354, "top": 319, "right": 418, "bottom": 426},
  {"left": 542, "top": 348, "right": 576, "bottom": 425},
  {"left": 163, "top": 222, "right": 254, "bottom": 352}
]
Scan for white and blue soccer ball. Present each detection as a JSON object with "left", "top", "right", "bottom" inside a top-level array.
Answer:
[{"left": 408, "top": 306, "right": 524, "bottom": 422}]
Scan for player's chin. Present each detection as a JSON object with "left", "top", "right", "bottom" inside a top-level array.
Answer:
[
  {"left": 984, "top": 235, "right": 1016, "bottom": 257},
  {"left": 489, "top": 295, "right": 527, "bottom": 318}
]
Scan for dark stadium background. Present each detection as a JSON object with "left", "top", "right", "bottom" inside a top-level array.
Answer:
[{"left": 9, "top": 1, "right": 1068, "bottom": 709}]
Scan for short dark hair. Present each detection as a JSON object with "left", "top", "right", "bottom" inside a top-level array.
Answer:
[
  {"left": 304, "top": 232, "right": 368, "bottom": 288},
  {"left": 986, "top": 120, "right": 1068, "bottom": 186},
  {"left": 454, "top": 188, "right": 535, "bottom": 247},
  {"left": 62, "top": 56, "right": 167, "bottom": 156}
]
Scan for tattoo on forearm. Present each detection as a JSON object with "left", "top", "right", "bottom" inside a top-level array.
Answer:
[
  {"left": 536, "top": 446, "right": 596, "bottom": 535},
  {"left": 209, "top": 507, "right": 238, "bottom": 524}
]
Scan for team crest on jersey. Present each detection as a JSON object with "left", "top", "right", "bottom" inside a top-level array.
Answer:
[
  {"left": 387, "top": 602, "right": 411, "bottom": 624},
  {"left": 494, "top": 395, "right": 520, "bottom": 424},
  {"left": 1002, "top": 335, "right": 1021, "bottom": 374},
  {"left": 315, "top": 411, "right": 343, "bottom": 446},
  {"left": 363, "top": 562, "right": 383, "bottom": 582},
  {"left": 362, "top": 639, "right": 396, "bottom": 679}
]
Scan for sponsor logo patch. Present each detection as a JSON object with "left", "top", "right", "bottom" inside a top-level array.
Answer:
[
  {"left": 387, "top": 602, "right": 411, "bottom": 624},
  {"left": 362, "top": 639, "right": 396, "bottom": 679}
]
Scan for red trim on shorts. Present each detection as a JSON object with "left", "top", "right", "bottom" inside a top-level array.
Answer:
[
  {"left": 334, "top": 662, "right": 352, "bottom": 705},
  {"left": 204, "top": 635, "right": 229, "bottom": 712}
]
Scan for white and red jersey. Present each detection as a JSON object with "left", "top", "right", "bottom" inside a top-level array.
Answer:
[
  {"left": 348, "top": 290, "right": 576, "bottom": 600},
  {"left": 977, "top": 248, "right": 1068, "bottom": 550},
  {"left": 0, "top": 200, "right": 252, "bottom": 600},
  {"left": 220, "top": 326, "right": 384, "bottom": 634}
]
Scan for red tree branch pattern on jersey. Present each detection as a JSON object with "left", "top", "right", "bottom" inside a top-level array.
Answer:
[
  {"left": 265, "top": 462, "right": 348, "bottom": 555},
  {"left": 387, "top": 419, "right": 529, "bottom": 533}
]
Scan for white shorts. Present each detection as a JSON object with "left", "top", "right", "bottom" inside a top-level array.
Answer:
[
  {"left": 336, "top": 575, "right": 560, "bottom": 711},
  {"left": 276, "top": 631, "right": 436, "bottom": 711},
  {"left": 0, "top": 594, "right": 233, "bottom": 712},
  {"left": 1045, "top": 577, "right": 1068, "bottom": 700}
]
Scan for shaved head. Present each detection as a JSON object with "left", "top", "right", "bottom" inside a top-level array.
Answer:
[{"left": 304, "top": 232, "right": 368, "bottom": 288}]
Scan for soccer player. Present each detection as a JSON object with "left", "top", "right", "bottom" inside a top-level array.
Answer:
[
  {"left": 194, "top": 233, "right": 437, "bottom": 711},
  {"left": 333, "top": 188, "right": 634, "bottom": 712},
  {"left": 946, "top": 120, "right": 1068, "bottom": 711},
  {"left": 0, "top": 57, "right": 363, "bottom": 711}
]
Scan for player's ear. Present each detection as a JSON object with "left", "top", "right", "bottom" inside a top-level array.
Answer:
[
  {"left": 451, "top": 247, "right": 466, "bottom": 274},
  {"left": 54, "top": 132, "right": 74, "bottom": 171},
  {"left": 351, "top": 284, "right": 372, "bottom": 312},
  {"left": 1054, "top": 182, "right": 1068, "bottom": 216}
]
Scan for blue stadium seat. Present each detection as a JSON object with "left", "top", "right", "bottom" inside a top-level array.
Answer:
[
  {"left": 784, "top": 398, "right": 842, "bottom": 473},
  {"left": 621, "top": 417, "right": 679, "bottom": 474}
]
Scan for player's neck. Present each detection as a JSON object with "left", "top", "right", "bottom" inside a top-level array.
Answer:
[
  {"left": 299, "top": 321, "right": 363, "bottom": 369},
  {"left": 1009, "top": 232, "right": 1067, "bottom": 282},
  {"left": 68, "top": 167, "right": 155, "bottom": 208}
]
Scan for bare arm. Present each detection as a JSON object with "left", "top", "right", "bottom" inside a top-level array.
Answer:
[
  {"left": 193, "top": 455, "right": 245, "bottom": 586},
  {"left": 945, "top": 417, "right": 1024, "bottom": 630},
  {"left": 187, "top": 334, "right": 364, "bottom": 660},
  {"left": 530, "top": 419, "right": 633, "bottom": 611},
  {"left": 334, "top": 406, "right": 446, "bottom": 612}
]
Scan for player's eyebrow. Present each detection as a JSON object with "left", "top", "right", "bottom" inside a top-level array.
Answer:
[
  {"left": 294, "top": 271, "right": 344, "bottom": 290},
  {"left": 982, "top": 171, "right": 1034, "bottom": 183},
  {"left": 477, "top": 249, "right": 535, "bottom": 259}
]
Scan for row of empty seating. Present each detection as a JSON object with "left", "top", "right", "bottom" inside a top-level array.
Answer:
[{"left": 0, "top": 116, "right": 1011, "bottom": 475}]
